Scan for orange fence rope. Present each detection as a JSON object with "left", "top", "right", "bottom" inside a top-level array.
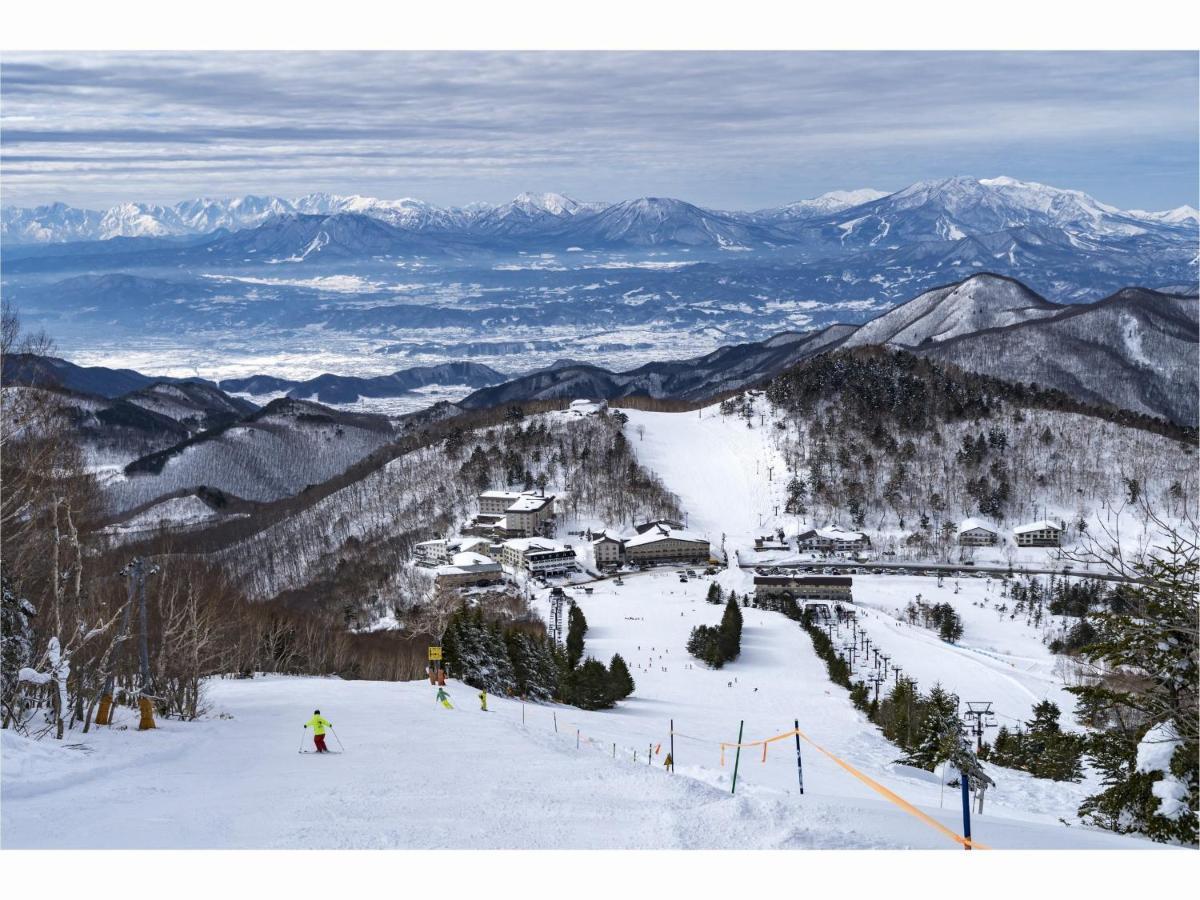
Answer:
[{"left": 708, "top": 727, "right": 989, "bottom": 850}]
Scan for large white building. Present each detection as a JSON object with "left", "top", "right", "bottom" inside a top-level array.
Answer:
[
  {"left": 623, "top": 524, "right": 710, "bottom": 565},
  {"left": 591, "top": 531, "right": 625, "bottom": 567},
  {"left": 477, "top": 490, "right": 557, "bottom": 536},
  {"left": 415, "top": 536, "right": 494, "bottom": 566},
  {"left": 501, "top": 538, "right": 578, "bottom": 576},
  {"left": 957, "top": 518, "right": 998, "bottom": 546},
  {"left": 434, "top": 552, "right": 505, "bottom": 589},
  {"left": 796, "top": 527, "right": 870, "bottom": 554},
  {"left": 1013, "top": 520, "right": 1063, "bottom": 547}
]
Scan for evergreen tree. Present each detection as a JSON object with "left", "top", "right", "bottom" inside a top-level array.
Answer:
[
  {"left": 946, "top": 730, "right": 995, "bottom": 792},
  {"left": 0, "top": 567, "right": 37, "bottom": 721},
  {"left": 565, "top": 603, "right": 588, "bottom": 669},
  {"left": 686, "top": 625, "right": 725, "bottom": 669},
  {"left": 608, "top": 653, "right": 635, "bottom": 700},
  {"left": 705, "top": 582, "right": 723, "bottom": 605},
  {"left": 877, "top": 678, "right": 920, "bottom": 749},
  {"left": 1067, "top": 538, "right": 1198, "bottom": 844},
  {"left": 902, "top": 684, "right": 960, "bottom": 770},
  {"left": 507, "top": 632, "right": 563, "bottom": 701},
  {"left": 563, "top": 658, "right": 615, "bottom": 710},
  {"left": 718, "top": 596, "right": 743, "bottom": 662},
  {"left": 936, "top": 607, "right": 964, "bottom": 643}
]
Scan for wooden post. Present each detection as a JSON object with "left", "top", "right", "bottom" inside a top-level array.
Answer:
[
  {"left": 96, "top": 576, "right": 136, "bottom": 727},
  {"left": 793, "top": 719, "right": 804, "bottom": 795},
  {"left": 731, "top": 720, "right": 745, "bottom": 795},
  {"left": 576, "top": 729, "right": 580, "bottom": 749},
  {"left": 135, "top": 561, "right": 155, "bottom": 731},
  {"left": 553, "top": 711, "right": 557, "bottom": 733}
]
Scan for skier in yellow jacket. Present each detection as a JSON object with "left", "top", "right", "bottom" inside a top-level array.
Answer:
[{"left": 304, "top": 710, "right": 333, "bottom": 753}]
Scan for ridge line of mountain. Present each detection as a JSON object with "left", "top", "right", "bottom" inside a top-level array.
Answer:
[{"left": 5, "top": 176, "right": 1198, "bottom": 249}]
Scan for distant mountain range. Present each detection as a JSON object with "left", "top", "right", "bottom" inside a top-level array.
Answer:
[
  {"left": 2, "top": 354, "right": 505, "bottom": 406},
  {"left": 6, "top": 178, "right": 1194, "bottom": 308},
  {"left": 456, "top": 273, "right": 1199, "bottom": 426},
  {"left": 218, "top": 362, "right": 505, "bottom": 403},
  {"left": 5, "top": 177, "right": 1195, "bottom": 251},
  {"left": 9, "top": 268, "right": 1196, "bottom": 532}
]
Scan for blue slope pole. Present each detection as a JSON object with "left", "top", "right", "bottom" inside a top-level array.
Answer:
[{"left": 961, "top": 771, "right": 972, "bottom": 850}]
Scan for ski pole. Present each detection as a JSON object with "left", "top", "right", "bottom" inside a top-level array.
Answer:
[
  {"left": 299, "top": 728, "right": 306, "bottom": 753},
  {"left": 331, "top": 727, "right": 346, "bottom": 752}
]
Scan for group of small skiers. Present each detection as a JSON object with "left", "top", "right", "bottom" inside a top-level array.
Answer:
[
  {"left": 303, "top": 689, "right": 488, "bottom": 752},
  {"left": 432, "top": 687, "right": 488, "bottom": 711}
]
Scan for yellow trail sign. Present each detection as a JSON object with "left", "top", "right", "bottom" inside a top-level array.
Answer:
[{"left": 428, "top": 646, "right": 443, "bottom": 661}]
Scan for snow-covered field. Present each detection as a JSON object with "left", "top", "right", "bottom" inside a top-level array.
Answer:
[
  {"left": 0, "top": 663, "right": 1160, "bottom": 850},
  {"left": 1, "top": 401, "right": 1183, "bottom": 851}
]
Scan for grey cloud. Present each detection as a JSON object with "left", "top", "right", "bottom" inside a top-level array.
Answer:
[{"left": 1, "top": 51, "right": 1195, "bottom": 210}]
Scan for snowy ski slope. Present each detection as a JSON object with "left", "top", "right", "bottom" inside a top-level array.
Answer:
[{"left": 0, "top": 403, "right": 1172, "bottom": 849}]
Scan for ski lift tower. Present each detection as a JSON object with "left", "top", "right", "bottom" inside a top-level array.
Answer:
[
  {"left": 548, "top": 587, "right": 566, "bottom": 645},
  {"left": 963, "top": 701, "right": 997, "bottom": 752}
]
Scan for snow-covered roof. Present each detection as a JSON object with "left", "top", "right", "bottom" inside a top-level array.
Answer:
[
  {"left": 507, "top": 494, "right": 553, "bottom": 512},
  {"left": 452, "top": 536, "right": 491, "bottom": 552},
  {"left": 592, "top": 530, "right": 624, "bottom": 544},
  {"left": 568, "top": 399, "right": 605, "bottom": 416},
  {"left": 800, "top": 527, "right": 865, "bottom": 542},
  {"left": 1013, "top": 520, "right": 1063, "bottom": 534},
  {"left": 451, "top": 551, "right": 493, "bottom": 566},
  {"left": 503, "top": 537, "right": 569, "bottom": 553},
  {"left": 480, "top": 490, "right": 524, "bottom": 500},
  {"left": 957, "top": 518, "right": 996, "bottom": 535},
  {"left": 435, "top": 561, "right": 502, "bottom": 576},
  {"left": 624, "top": 525, "right": 708, "bottom": 548},
  {"left": 414, "top": 539, "right": 447, "bottom": 548}
]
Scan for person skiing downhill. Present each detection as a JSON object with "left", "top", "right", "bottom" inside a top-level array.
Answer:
[
  {"left": 436, "top": 687, "right": 453, "bottom": 709},
  {"left": 478, "top": 690, "right": 488, "bottom": 712},
  {"left": 304, "top": 710, "right": 333, "bottom": 752}
]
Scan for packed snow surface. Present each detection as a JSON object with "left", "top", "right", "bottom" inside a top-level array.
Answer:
[{"left": 0, "top": 664, "right": 1161, "bottom": 849}]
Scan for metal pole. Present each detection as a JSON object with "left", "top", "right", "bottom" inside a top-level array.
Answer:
[
  {"left": 553, "top": 711, "right": 557, "bottom": 733},
  {"left": 961, "top": 771, "right": 973, "bottom": 850},
  {"left": 731, "top": 720, "right": 745, "bottom": 795},
  {"left": 670, "top": 718, "right": 675, "bottom": 774},
  {"left": 794, "top": 719, "right": 804, "bottom": 795}
]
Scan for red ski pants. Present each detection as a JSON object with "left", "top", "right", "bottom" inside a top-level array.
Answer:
[{"left": 314, "top": 733, "right": 328, "bottom": 752}]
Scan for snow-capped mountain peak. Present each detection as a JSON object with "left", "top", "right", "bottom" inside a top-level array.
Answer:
[
  {"left": 790, "top": 188, "right": 888, "bottom": 213},
  {"left": 1128, "top": 205, "right": 1200, "bottom": 226},
  {"left": 842, "top": 272, "right": 1063, "bottom": 348},
  {"left": 510, "top": 192, "right": 583, "bottom": 217}
]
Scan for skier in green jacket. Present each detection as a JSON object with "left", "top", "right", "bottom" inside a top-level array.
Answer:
[
  {"left": 436, "top": 687, "right": 453, "bottom": 709},
  {"left": 478, "top": 690, "right": 488, "bottom": 712},
  {"left": 304, "top": 710, "right": 333, "bottom": 752}
]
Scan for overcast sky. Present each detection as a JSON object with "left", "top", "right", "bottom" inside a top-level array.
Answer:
[{"left": 2, "top": 51, "right": 1196, "bottom": 211}]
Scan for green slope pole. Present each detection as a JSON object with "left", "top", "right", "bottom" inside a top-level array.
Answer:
[{"left": 731, "top": 720, "right": 745, "bottom": 795}]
